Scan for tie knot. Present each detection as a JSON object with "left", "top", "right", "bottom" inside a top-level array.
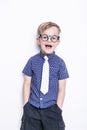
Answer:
[{"left": 44, "top": 56, "right": 48, "bottom": 61}]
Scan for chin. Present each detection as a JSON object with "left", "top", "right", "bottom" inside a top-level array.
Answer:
[
  {"left": 41, "top": 49, "right": 54, "bottom": 55},
  {"left": 44, "top": 51, "right": 53, "bottom": 55}
]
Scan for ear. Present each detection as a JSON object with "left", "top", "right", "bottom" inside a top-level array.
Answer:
[{"left": 36, "top": 38, "right": 41, "bottom": 45}]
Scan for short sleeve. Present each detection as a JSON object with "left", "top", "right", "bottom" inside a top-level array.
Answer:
[
  {"left": 58, "top": 60, "right": 69, "bottom": 80},
  {"left": 22, "top": 58, "right": 32, "bottom": 77}
]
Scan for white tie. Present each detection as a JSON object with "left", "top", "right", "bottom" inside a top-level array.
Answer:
[{"left": 40, "top": 56, "right": 49, "bottom": 94}]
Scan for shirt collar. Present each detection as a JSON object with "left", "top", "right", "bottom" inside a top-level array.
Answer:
[{"left": 39, "top": 51, "right": 55, "bottom": 60}]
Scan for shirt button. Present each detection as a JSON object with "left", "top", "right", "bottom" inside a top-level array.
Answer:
[{"left": 40, "top": 98, "right": 43, "bottom": 100}]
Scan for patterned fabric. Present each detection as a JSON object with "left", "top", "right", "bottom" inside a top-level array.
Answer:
[{"left": 22, "top": 51, "right": 69, "bottom": 108}]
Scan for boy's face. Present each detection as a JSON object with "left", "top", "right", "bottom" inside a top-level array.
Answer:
[{"left": 37, "top": 27, "right": 60, "bottom": 55}]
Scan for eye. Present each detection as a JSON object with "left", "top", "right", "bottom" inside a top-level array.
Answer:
[
  {"left": 42, "top": 36, "right": 47, "bottom": 39},
  {"left": 41, "top": 34, "right": 48, "bottom": 41},
  {"left": 51, "top": 35, "right": 58, "bottom": 41}
]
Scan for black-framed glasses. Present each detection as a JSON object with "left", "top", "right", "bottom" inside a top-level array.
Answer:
[{"left": 39, "top": 34, "right": 60, "bottom": 43}]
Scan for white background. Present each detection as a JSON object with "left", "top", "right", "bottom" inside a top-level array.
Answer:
[{"left": 0, "top": 0, "right": 87, "bottom": 130}]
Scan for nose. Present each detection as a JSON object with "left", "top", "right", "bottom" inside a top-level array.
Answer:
[{"left": 47, "top": 37, "right": 52, "bottom": 42}]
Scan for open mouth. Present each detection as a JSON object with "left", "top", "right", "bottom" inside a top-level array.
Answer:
[{"left": 45, "top": 45, "right": 52, "bottom": 48}]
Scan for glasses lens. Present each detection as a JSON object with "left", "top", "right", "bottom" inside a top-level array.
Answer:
[
  {"left": 41, "top": 34, "right": 48, "bottom": 41},
  {"left": 51, "top": 35, "right": 58, "bottom": 42}
]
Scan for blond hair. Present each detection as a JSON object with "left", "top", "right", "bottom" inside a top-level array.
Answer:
[{"left": 37, "top": 21, "right": 61, "bottom": 36}]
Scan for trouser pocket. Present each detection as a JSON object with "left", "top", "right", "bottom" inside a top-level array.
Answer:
[
  {"left": 58, "top": 119, "right": 65, "bottom": 130},
  {"left": 20, "top": 102, "right": 29, "bottom": 130},
  {"left": 20, "top": 113, "right": 26, "bottom": 130},
  {"left": 55, "top": 105, "right": 65, "bottom": 130}
]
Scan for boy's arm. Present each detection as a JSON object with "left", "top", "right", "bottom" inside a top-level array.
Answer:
[
  {"left": 22, "top": 75, "right": 32, "bottom": 105},
  {"left": 57, "top": 79, "right": 66, "bottom": 109}
]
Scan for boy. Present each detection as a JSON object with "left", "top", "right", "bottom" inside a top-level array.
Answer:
[{"left": 21, "top": 21, "right": 69, "bottom": 130}]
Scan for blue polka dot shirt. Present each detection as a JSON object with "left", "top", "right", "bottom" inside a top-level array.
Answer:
[{"left": 22, "top": 51, "right": 69, "bottom": 108}]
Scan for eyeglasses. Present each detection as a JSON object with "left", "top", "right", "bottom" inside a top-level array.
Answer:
[{"left": 39, "top": 34, "right": 60, "bottom": 43}]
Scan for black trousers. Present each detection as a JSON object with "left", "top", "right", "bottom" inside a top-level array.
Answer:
[{"left": 20, "top": 102, "right": 65, "bottom": 130}]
